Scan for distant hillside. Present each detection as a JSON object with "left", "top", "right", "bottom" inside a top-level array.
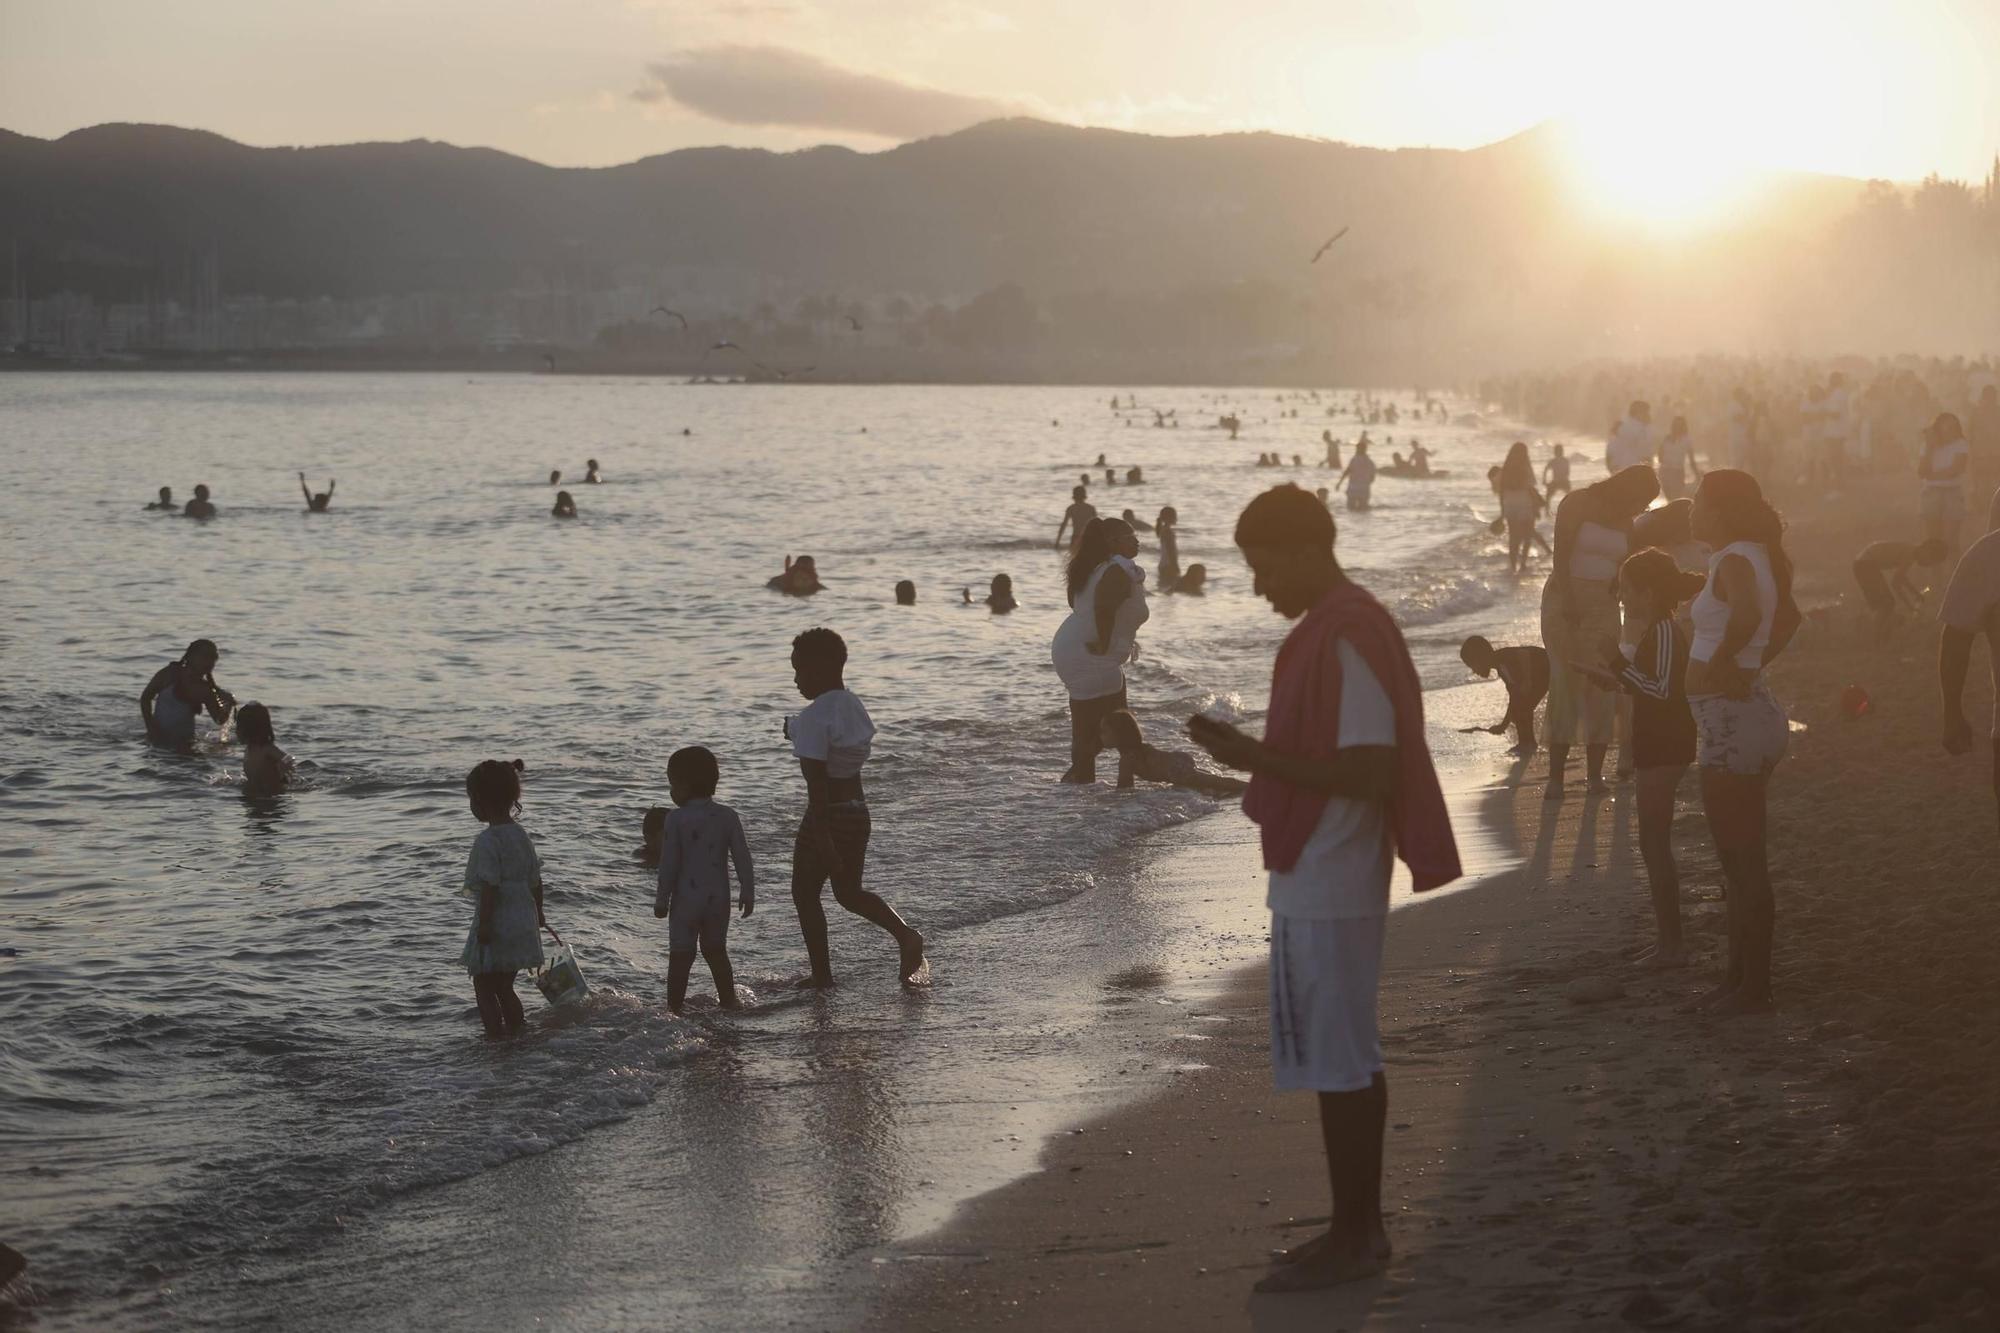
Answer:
[{"left": 5, "top": 117, "right": 1976, "bottom": 378}]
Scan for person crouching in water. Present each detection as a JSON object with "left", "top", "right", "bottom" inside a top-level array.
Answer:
[
  {"left": 1188, "top": 482, "right": 1460, "bottom": 1291},
  {"left": 1100, "top": 709, "right": 1245, "bottom": 794},
  {"left": 461, "top": 759, "right": 548, "bottom": 1039},
  {"left": 653, "top": 746, "right": 753, "bottom": 1013}
]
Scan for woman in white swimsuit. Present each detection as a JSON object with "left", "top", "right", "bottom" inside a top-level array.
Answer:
[{"left": 139, "top": 639, "right": 236, "bottom": 748}]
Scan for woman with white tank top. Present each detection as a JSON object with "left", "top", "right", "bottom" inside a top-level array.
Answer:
[
  {"left": 1685, "top": 471, "right": 1802, "bottom": 1017},
  {"left": 1540, "top": 466, "right": 1660, "bottom": 798}
]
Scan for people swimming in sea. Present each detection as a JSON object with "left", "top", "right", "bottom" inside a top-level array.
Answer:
[
  {"left": 1322, "top": 431, "right": 1341, "bottom": 469},
  {"left": 768, "top": 555, "right": 824, "bottom": 595},
  {"left": 1460, "top": 636, "right": 1550, "bottom": 755},
  {"left": 139, "top": 638, "right": 235, "bottom": 748},
  {"left": 460, "top": 758, "right": 548, "bottom": 1039},
  {"left": 145, "top": 486, "right": 178, "bottom": 512},
  {"left": 1852, "top": 537, "right": 1948, "bottom": 629},
  {"left": 1055, "top": 485, "right": 1098, "bottom": 552},
  {"left": 299, "top": 473, "right": 334, "bottom": 513},
  {"left": 1407, "top": 441, "right": 1431, "bottom": 476},
  {"left": 1169, "top": 563, "right": 1208, "bottom": 595},
  {"left": 1100, "top": 709, "right": 1246, "bottom": 795},
  {"left": 653, "top": 745, "right": 754, "bottom": 1014},
  {"left": 1154, "top": 506, "right": 1181, "bottom": 588},
  {"left": 1126, "top": 466, "right": 1144, "bottom": 485},
  {"left": 235, "top": 702, "right": 295, "bottom": 794},
  {"left": 982, "top": 573, "right": 1018, "bottom": 612},
  {"left": 894, "top": 579, "right": 916, "bottom": 606},
  {"left": 1338, "top": 440, "right": 1377, "bottom": 511},
  {"left": 549, "top": 469, "right": 562, "bottom": 486},
  {"left": 1316, "top": 487, "right": 1331, "bottom": 507},
  {"left": 552, "top": 490, "right": 578, "bottom": 519},
  {"left": 1120, "top": 507, "right": 1154, "bottom": 533},
  {"left": 584, "top": 459, "right": 603, "bottom": 484},
  {"left": 1095, "top": 454, "right": 1108, "bottom": 467},
  {"left": 636, "top": 805, "right": 668, "bottom": 868},
  {"left": 183, "top": 484, "right": 217, "bottom": 520}
]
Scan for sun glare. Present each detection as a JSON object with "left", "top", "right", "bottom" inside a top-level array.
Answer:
[{"left": 1561, "top": 106, "right": 1762, "bottom": 232}]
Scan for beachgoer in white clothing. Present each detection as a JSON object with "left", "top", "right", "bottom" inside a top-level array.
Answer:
[
  {"left": 1606, "top": 401, "right": 1654, "bottom": 473},
  {"left": 1052, "top": 518, "right": 1150, "bottom": 781}
]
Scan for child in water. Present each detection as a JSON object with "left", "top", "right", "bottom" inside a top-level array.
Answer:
[
  {"left": 552, "top": 490, "right": 577, "bottom": 519},
  {"left": 1169, "top": 563, "right": 1208, "bottom": 594},
  {"left": 461, "top": 759, "right": 548, "bottom": 1039},
  {"left": 1099, "top": 709, "right": 1247, "bottom": 795},
  {"left": 653, "top": 746, "right": 754, "bottom": 1013},
  {"left": 636, "top": 805, "right": 667, "bottom": 868},
  {"left": 235, "top": 703, "right": 294, "bottom": 793},
  {"left": 965, "top": 573, "right": 1016, "bottom": 612}
]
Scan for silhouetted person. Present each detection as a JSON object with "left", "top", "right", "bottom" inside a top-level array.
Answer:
[
  {"left": 145, "top": 486, "right": 178, "bottom": 512},
  {"left": 982, "top": 573, "right": 1017, "bottom": 613},
  {"left": 1338, "top": 441, "right": 1376, "bottom": 510},
  {"left": 1170, "top": 563, "right": 1208, "bottom": 595},
  {"left": 1155, "top": 506, "right": 1181, "bottom": 588},
  {"left": 653, "top": 745, "right": 753, "bottom": 1014},
  {"left": 785, "top": 627, "right": 925, "bottom": 986},
  {"left": 299, "top": 473, "right": 334, "bottom": 513},
  {"left": 636, "top": 805, "right": 668, "bottom": 868},
  {"left": 1055, "top": 485, "right": 1097, "bottom": 552},
  {"left": 1543, "top": 444, "right": 1571, "bottom": 498},
  {"left": 1052, "top": 518, "right": 1149, "bottom": 782},
  {"left": 139, "top": 638, "right": 235, "bottom": 748},
  {"left": 584, "top": 459, "right": 602, "bottom": 483},
  {"left": 1853, "top": 538, "right": 1948, "bottom": 629},
  {"left": 1120, "top": 507, "right": 1153, "bottom": 533},
  {"left": 1459, "top": 636, "right": 1548, "bottom": 754},
  {"left": 1100, "top": 709, "right": 1244, "bottom": 795},
  {"left": 552, "top": 490, "right": 578, "bottom": 519},
  {"left": 549, "top": 469, "right": 562, "bottom": 485},
  {"left": 183, "top": 484, "right": 216, "bottom": 520},
  {"left": 768, "top": 554, "right": 823, "bottom": 595},
  {"left": 1126, "top": 466, "right": 1144, "bottom": 484},
  {"left": 894, "top": 579, "right": 916, "bottom": 606}
]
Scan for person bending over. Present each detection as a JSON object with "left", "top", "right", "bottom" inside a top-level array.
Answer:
[
  {"left": 1459, "top": 636, "right": 1549, "bottom": 755},
  {"left": 1101, "top": 709, "right": 1245, "bottom": 795},
  {"left": 1853, "top": 538, "right": 1948, "bottom": 629}
]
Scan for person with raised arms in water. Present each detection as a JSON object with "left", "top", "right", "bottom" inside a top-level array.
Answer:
[
  {"left": 1541, "top": 465, "right": 1659, "bottom": 799},
  {"left": 1685, "top": 470, "right": 1802, "bottom": 1015},
  {"left": 1938, "top": 524, "right": 2000, "bottom": 836},
  {"left": 139, "top": 638, "right": 236, "bottom": 748},
  {"left": 144, "top": 486, "right": 178, "bottom": 512},
  {"left": 1051, "top": 517, "right": 1150, "bottom": 783},
  {"left": 1187, "top": 482, "right": 1460, "bottom": 1292},
  {"left": 182, "top": 484, "right": 217, "bottom": 520},
  {"left": 299, "top": 473, "right": 335, "bottom": 514},
  {"left": 1054, "top": 485, "right": 1097, "bottom": 553},
  {"left": 785, "top": 627, "right": 925, "bottom": 986}
]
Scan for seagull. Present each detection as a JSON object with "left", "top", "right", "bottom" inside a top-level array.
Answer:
[
  {"left": 708, "top": 340, "right": 773, "bottom": 375},
  {"left": 1311, "top": 226, "right": 1350, "bottom": 264},
  {"left": 651, "top": 306, "right": 689, "bottom": 330}
]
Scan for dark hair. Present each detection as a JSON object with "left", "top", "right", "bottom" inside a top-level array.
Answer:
[
  {"left": 1590, "top": 464, "right": 1661, "bottom": 518},
  {"left": 791, "top": 626, "right": 847, "bottom": 672},
  {"left": 1914, "top": 538, "right": 1950, "bottom": 565},
  {"left": 1619, "top": 547, "right": 1706, "bottom": 607},
  {"left": 1155, "top": 506, "right": 1177, "bottom": 528},
  {"left": 183, "top": 638, "right": 219, "bottom": 666},
  {"left": 1931, "top": 412, "right": 1965, "bottom": 444},
  {"left": 1066, "top": 516, "right": 1133, "bottom": 606},
  {"left": 1668, "top": 415, "right": 1688, "bottom": 439},
  {"left": 894, "top": 579, "right": 916, "bottom": 604},
  {"left": 235, "top": 702, "right": 274, "bottom": 745},
  {"left": 1072, "top": 485, "right": 1088, "bottom": 501},
  {"left": 991, "top": 572, "right": 1012, "bottom": 590},
  {"left": 1499, "top": 442, "right": 1533, "bottom": 493},
  {"left": 466, "top": 758, "right": 525, "bottom": 818},
  {"left": 1459, "top": 634, "right": 1493, "bottom": 667},
  {"left": 667, "top": 745, "right": 720, "bottom": 797},
  {"left": 1101, "top": 709, "right": 1144, "bottom": 751},
  {"left": 1232, "top": 483, "right": 1336, "bottom": 553},
  {"left": 1697, "top": 470, "right": 1793, "bottom": 601},
  {"left": 642, "top": 805, "right": 667, "bottom": 839}
]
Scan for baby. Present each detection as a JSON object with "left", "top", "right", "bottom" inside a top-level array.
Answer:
[{"left": 235, "top": 703, "right": 294, "bottom": 793}]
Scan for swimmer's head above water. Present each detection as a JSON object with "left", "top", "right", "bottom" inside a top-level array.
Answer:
[{"left": 894, "top": 579, "right": 916, "bottom": 606}]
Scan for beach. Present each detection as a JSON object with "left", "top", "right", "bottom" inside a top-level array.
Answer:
[{"left": 869, "top": 491, "right": 2000, "bottom": 1331}]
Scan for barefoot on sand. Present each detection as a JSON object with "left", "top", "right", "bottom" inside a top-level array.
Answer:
[{"left": 899, "top": 931, "right": 929, "bottom": 986}]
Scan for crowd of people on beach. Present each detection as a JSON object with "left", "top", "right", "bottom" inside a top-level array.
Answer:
[{"left": 119, "top": 373, "right": 1998, "bottom": 1301}]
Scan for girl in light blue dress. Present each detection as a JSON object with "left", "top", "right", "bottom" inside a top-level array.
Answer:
[{"left": 461, "top": 759, "right": 547, "bottom": 1038}]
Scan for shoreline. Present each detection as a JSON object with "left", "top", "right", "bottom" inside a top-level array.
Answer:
[{"left": 862, "top": 486, "right": 2000, "bottom": 1331}]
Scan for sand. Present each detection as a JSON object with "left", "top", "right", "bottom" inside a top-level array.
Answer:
[{"left": 865, "top": 492, "right": 2000, "bottom": 1331}]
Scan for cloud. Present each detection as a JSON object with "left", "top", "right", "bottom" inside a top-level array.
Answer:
[{"left": 633, "top": 46, "right": 1024, "bottom": 140}]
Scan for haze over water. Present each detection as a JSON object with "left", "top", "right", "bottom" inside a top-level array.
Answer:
[{"left": 1, "top": 374, "right": 1549, "bottom": 1328}]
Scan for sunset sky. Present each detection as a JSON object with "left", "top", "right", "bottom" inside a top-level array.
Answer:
[{"left": 3, "top": 0, "right": 1996, "bottom": 186}]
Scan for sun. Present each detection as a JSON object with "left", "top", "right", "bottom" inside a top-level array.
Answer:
[{"left": 1560, "top": 102, "right": 1763, "bottom": 233}]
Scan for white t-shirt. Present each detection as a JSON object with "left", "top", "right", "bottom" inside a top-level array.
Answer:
[
  {"left": 1265, "top": 641, "right": 1397, "bottom": 920},
  {"left": 1939, "top": 531, "right": 2000, "bottom": 739},
  {"left": 1926, "top": 439, "right": 1970, "bottom": 490},
  {"left": 791, "top": 688, "right": 875, "bottom": 778},
  {"left": 1606, "top": 417, "right": 1652, "bottom": 472}
]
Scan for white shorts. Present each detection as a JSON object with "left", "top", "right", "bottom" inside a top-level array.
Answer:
[
  {"left": 1691, "top": 684, "right": 1789, "bottom": 776},
  {"left": 1270, "top": 913, "right": 1385, "bottom": 1093}
]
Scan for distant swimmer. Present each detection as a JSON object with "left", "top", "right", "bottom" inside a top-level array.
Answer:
[
  {"left": 1105, "top": 468, "right": 1116, "bottom": 485},
  {"left": 299, "top": 473, "right": 335, "bottom": 513},
  {"left": 767, "top": 555, "right": 825, "bottom": 595},
  {"left": 1407, "top": 441, "right": 1431, "bottom": 476},
  {"left": 1101, "top": 709, "right": 1245, "bottom": 795},
  {"left": 1155, "top": 506, "right": 1181, "bottom": 588},
  {"left": 636, "top": 805, "right": 667, "bottom": 868},
  {"left": 552, "top": 490, "right": 578, "bottom": 519},
  {"left": 1121, "top": 507, "right": 1154, "bottom": 533},
  {"left": 982, "top": 573, "right": 1018, "bottom": 613},
  {"left": 1309, "top": 225, "right": 1349, "bottom": 263},
  {"left": 145, "top": 485, "right": 179, "bottom": 512},
  {"left": 584, "top": 459, "right": 602, "bottom": 484},
  {"left": 549, "top": 469, "right": 562, "bottom": 486},
  {"left": 236, "top": 702, "right": 295, "bottom": 795},
  {"left": 1222, "top": 414, "right": 1241, "bottom": 440},
  {"left": 894, "top": 579, "right": 916, "bottom": 606},
  {"left": 1542, "top": 444, "right": 1571, "bottom": 498},
  {"left": 1337, "top": 440, "right": 1376, "bottom": 511},
  {"left": 183, "top": 484, "right": 217, "bottom": 520},
  {"left": 1292, "top": 454, "right": 1304, "bottom": 468},
  {"left": 139, "top": 638, "right": 235, "bottom": 748},
  {"left": 1096, "top": 454, "right": 1109, "bottom": 467},
  {"left": 1080, "top": 473, "right": 1092, "bottom": 489},
  {"left": 1316, "top": 487, "right": 1331, "bottom": 507},
  {"left": 1322, "top": 431, "right": 1341, "bottom": 469},
  {"left": 1055, "top": 485, "right": 1098, "bottom": 552},
  {"left": 1126, "top": 466, "right": 1144, "bottom": 484},
  {"left": 1170, "top": 563, "right": 1208, "bottom": 595}
]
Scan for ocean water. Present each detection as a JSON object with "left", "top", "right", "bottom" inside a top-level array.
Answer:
[{"left": 0, "top": 375, "right": 1565, "bottom": 1330}]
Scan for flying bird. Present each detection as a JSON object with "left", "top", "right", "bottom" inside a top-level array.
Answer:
[
  {"left": 1310, "top": 226, "right": 1351, "bottom": 264},
  {"left": 708, "top": 340, "right": 772, "bottom": 376},
  {"left": 651, "top": 306, "right": 689, "bottom": 330}
]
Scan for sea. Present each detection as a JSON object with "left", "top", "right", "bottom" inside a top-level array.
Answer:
[{"left": 0, "top": 374, "right": 1579, "bottom": 1330}]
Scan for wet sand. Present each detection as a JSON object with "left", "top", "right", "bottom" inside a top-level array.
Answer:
[{"left": 867, "top": 494, "right": 2000, "bottom": 1331}]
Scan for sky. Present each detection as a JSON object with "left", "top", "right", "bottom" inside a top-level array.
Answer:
[{"left": 2, "top": 0, "right": 1997, "bottom": 185}]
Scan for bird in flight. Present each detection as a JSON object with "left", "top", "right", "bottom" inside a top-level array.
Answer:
[
  {"left": 708, "top": 340, "right": 773, "bottom": 375},
  {"left": 1311, "top": 226, "right": 1350, "bottom": 263},
  {"left": 651, "top": 306, "right": 689, "bottom": 329}
]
